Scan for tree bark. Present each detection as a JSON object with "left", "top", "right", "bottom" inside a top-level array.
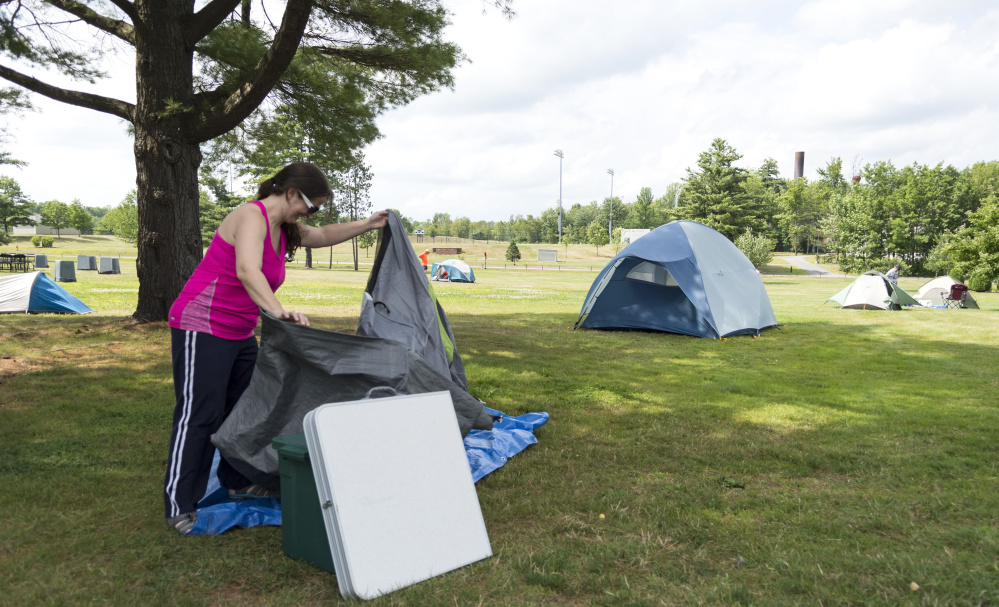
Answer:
[{"left": 132, "top": 1, "right": 203, "bottom": 322}]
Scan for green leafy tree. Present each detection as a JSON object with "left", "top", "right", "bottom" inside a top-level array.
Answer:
[
  {"left": 925, "top": 233, "right": 957, "bottom": 277},
  {"left": 68, "top": 200, "right": 94, "bottom": 233},
  {"left": 87, "top": 205, "right": 111, "bottom": 221},
  {"left": 587, "top": 221, "right": 609, "bottom": 253},
  {"left": 940, "top": 194, "right": 999, "bottom": 286},
  {"left": 452, "top": 216, "right": 471, "bottom": 239},
  {"left": 0, "top": 0, "right": 511, "bottom": 321},
  {"left": 816, "top": 156, "right": 848, "bottom": 195},
  {"left": 40, "top": 200, "right": 70, "bottom": 237},
  {"left": 650, "top": 183, "right": 682, "bottom": 227},
  {"left": 777, "top": 178, "right": 825, "bottom": 254},
  {"left": 821, "top": 159, "right": 980, "bottom": 274},
  {"left": 505, "top": 240, "right": 521, "bottom": 264},
  {"left": 97, "top": 191, "right": 139, "bottom": 243},
  {"left": 357, "top": 229, "right": 376, "bottom": 257},
  {"left": 432, "top": 212, "right": 453, "bottom": 237},
  {"left": 611, "top": 227, "right": 624, "bottom": 254},
  {"left": 198, "top": 189, "right": 229, "bottom": 247},
  {"left": 335, "top": 157, "right": 373, "bottom": 271},
  {"left": 510, "top": 214, "right": 542, "bottom": 243},
  {"left": 678, "top": 138, "right": 763, "bottom": 240},
  {"left": 390, "top": 209, "right": 416, "bottom": 235},
  {"left": 0, "top": 175, "right": 33, "bottom": 234},
  {"left": 564, "top": 201, "right": 598, "bottom": 244},
  {"left": 626, "top": 187, "right": 655, "bottom": 229}
]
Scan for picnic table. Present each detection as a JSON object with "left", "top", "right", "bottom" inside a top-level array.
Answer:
[{"left": 0, "top": 253, "right": 33, "bottom": 272}]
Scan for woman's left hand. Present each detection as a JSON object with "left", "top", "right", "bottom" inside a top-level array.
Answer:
[{"left": 367, "top": 210, "right": 389, "bottom": 230}]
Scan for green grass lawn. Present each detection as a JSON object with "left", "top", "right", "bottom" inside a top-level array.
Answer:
[{"left": 2, "top": 250, "right": 998, "bottom": 605}]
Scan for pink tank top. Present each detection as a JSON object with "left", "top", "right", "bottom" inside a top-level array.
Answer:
[{"left": 168, "top": 201, "right": 287, "bottom": 339}]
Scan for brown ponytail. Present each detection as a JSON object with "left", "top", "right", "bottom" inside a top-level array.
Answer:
[{"left": 256, "top": 163, "right": 333, "bottom": 261}]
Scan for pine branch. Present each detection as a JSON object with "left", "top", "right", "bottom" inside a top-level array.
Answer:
[
  {"left": 44, "top": 0, "right": 135, "bottom": 43},
  {"left": 189, "top": 0, "right": 243, "bottom": 45},
  {"left": 185, "top": 0, "right": 313, "bottom": 143},
  {"left": 0, "top": 62, "right": 133, "bottom": 120}
]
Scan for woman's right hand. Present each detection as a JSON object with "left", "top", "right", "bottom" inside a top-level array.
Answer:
[{"left": 272, "top": 307, "right": 310, "bottom": 327}]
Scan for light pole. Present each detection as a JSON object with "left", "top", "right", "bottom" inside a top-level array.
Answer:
[
  {"left": 607, "top": 168, "right": 614, "bottom": 244},
  {"left": 554, "top": 149, "right": 564, "bottom": 244}
]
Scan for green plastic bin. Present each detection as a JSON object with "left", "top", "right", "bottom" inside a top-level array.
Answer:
[{"left": 272, "top": 433, "right": 334, "bottom": 573}]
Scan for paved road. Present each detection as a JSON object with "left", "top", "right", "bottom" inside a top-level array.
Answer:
[{"left": 783, "top": 255, "right": 844, "bottom": 277}]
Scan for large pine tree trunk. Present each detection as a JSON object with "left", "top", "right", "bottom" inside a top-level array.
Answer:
[
  {"left": 132, "top": 1, "right": 202, "bottom": 322},
  {"left": 133, "top": 129, "right": 203, "bottom": 321}
]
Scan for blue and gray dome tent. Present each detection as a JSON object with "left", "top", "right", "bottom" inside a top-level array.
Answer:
[
  {"left": 430, "top": 259, "right": 475, "bottom": 283},
  {"left": 574, "top": 221, "right": 777, "bottom": 338},
  {"left": 0, "top": 271, "right": 92, "bottom": 314}
]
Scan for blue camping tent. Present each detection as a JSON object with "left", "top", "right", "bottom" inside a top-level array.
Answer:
[
  {"left": 430, "top": 259, "right": 475, "bottom": 283},
  {"left": 0, "top": 271, "right": 93, "bottom": 314},
  {"left": 575, "top": 221, "right": 777, "bottom": 338}
]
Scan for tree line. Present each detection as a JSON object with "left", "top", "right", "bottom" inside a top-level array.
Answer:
[
  {"left": 0, "top": 176, "right": 120, "bottom": 243},
  {"left": 408, "top": 138, "right": 999, "bottom": 282}
]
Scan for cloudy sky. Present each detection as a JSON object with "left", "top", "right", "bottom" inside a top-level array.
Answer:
[{"left": 4, "top": 0, "right": 998, "bottom": 222}]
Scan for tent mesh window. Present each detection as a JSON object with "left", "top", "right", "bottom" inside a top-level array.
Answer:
[{"left": 625, "top": 261, "right": 679, "bottom": 287}]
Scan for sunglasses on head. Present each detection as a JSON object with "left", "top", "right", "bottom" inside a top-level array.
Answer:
[{"left": 299, "top": 191, "right": 322, "bottom": 216}]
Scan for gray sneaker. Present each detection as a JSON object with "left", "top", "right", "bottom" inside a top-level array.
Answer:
[{"left": 167, "top": 512, "right": 197, "bottom": 535}]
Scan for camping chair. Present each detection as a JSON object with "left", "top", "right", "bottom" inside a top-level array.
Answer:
[{"left": 944, "top": 283, "right": 968, "bottom": 309}]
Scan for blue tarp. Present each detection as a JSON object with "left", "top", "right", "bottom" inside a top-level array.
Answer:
[
  {"left": 0, "top": 271, "right": 92, "bottom": 314},
  {"left": 190, "top": 408, "right": 548, "bottom": 535},
  {"left": 30, "top": 272, "right": 93, "bottom": 313}
]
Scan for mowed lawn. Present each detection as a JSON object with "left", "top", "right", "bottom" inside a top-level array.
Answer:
[{"left": 1, "top": 257, "right": 997, "bottom": 606}]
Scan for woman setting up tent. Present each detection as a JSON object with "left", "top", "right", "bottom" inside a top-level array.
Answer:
[{"left": 164, "top": 162, "right": 387, "bottom": 535}]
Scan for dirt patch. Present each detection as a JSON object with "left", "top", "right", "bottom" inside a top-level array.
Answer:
[{"left": 0, "top": 356, "right": 38, "bottom": 378}]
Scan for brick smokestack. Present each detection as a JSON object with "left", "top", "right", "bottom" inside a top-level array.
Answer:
[{"left": 794, "top": 152, "right": 805, "bottom": 179}]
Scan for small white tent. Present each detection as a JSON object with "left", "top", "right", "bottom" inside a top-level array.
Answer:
[
  {"left": 826, "top": 271, "right": 920, "bottom": 310},
  {"left": 913, "top": 276, "right": 979, "bottom": 309}
]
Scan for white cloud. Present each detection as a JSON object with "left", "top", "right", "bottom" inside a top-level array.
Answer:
[{"left": 4, "top": 1, "right": 999, "bottom": 221}]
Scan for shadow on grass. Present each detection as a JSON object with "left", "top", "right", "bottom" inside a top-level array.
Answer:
[{"left": 3, "top": 311, "right": 999, "bottom": 604}]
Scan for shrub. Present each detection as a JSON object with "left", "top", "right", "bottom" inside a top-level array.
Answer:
[
  {"left": 41, "top": 236, "right": 54, "bottom": 248},
  {"left": 967, "top": 271, "right": 993, "bottom": 292},
  {"left": 31, "top": 235, "right": 41, "bottom": 247},
  {"left": 734, "top": 230, "right": 775, "bottom": 269},
  {"left": 949, "top": 267, "right": 966, "bottom": 283}
]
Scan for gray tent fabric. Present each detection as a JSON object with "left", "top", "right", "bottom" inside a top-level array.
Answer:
[
  {"left": 212, "top": 313, "right": 495, "bottom": 490},
  {"left": 357, "top": 211, "right": 469, "bottom": 391}
]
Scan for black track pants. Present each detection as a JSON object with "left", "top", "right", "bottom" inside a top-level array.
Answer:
[{"left": 164, "top": 328, "right": 257, "bottom": 518}]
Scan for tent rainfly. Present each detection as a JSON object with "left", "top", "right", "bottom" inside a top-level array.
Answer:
[
  {"left": 826, "top": 271, "right": 921, "bottom": 310},
  {"left": 0, "top": 271, "right": 93, "bottom": 314},
  {"left": 913, "top": 276, "right": 979, "bottom": 309},
  {"left": 212, "top": 212, "right": 495, "bottom": 490},
  {"left": 575, "top": 220, "right": 778, "bottom": 338},
  {"left": 430, "top": 259, "right": 475, "bottom": 283}
]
